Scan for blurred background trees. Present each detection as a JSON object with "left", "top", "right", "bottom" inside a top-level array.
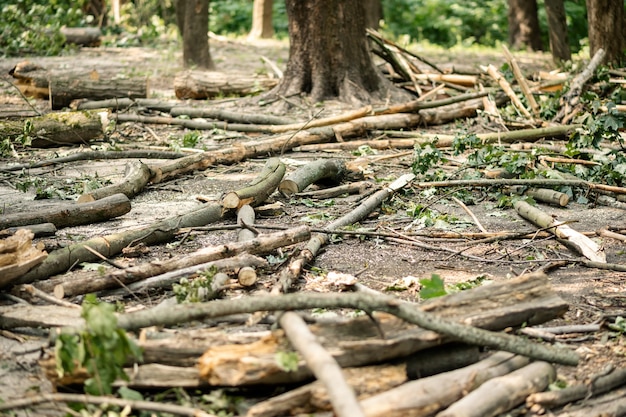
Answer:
[{"left": 0, "top": 0, "right": 622, "bottom": 66}]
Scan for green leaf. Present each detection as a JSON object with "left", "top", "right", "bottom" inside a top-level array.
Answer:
[
  {"left": 275, "top": 351, "right": 299, "bottom": 372},
  {"left": 419, "top": 274, "right": 447, "bottom": 299}
]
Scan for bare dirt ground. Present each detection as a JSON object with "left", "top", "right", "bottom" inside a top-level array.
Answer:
[{"left": 1, "top": 38, "right": 626, "bottom": 415}]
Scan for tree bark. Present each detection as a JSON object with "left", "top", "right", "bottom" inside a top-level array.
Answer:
[
  {"left": 363, "top": 0, "right": 383, "bottom": 30},
  {"left": 174, "top": 70, "right": 278, "bottom": 99},
  {"left": 273, "top": 0, "right": 395, "bottom": 105},
  {"left": 586, "top": 0, "right": 625, "bottom": 65},
  {"left": 179, "top": 0, "right": 214, "bottom": 69},
  {"left": 249, "top": 0, "right": 274, "bottom": 39},
  {"left": 507, "top": 0, "right": 542, "bottom": 51},
  {"left": 545, "top": 0, "right": 571, "bottom": 63}
]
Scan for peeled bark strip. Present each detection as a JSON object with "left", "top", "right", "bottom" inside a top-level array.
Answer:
[
  {"left": 12, "top": 202, "right": 225, "bottom": 286},
  {"left": 31, "top": 226, "right": 310, "bottom": 297},
  {"left": 78, "top": 161, "right": 153, "bottom": 202},
  {"left": 0, "top": 110, "right": 103, "bottom": 148},
  {"left": 279, "top": 312, "right": 366, "bottom": 417},
  {"left": 174, "top": 70, "right": 279, "bottom": 99},
  {"left": 436, "top": 361, "right": 555, "bottom": 417},
  {"left": 0, "top": 229, "right": 47, "bottom": 288},
  {"left": 514, "top": 200, "right": 606, "bottom": 262},
  {"left": 502, "top": 44, "right": 540, "bottom": 117},
  {"left": 221, "top": 158, "right": 286, "bottom": 210},
  {"left": 279, "top": 159, "right": 347, "bottom": 196},
  {"left": 361, "top": 352, "right": 530, "bottom": 417},
  {"left": 482, "top": 64, "right": 532, "bottom": 119},
  {"left": 0, "top": 193, "right": 131, "bottom": 230}
]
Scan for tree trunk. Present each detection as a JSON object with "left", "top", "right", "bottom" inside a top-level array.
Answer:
[
  {"left": 363, "top": 0, "right": 383, "bottom": 30},
  {"left": 507, "top": 0, "right": 542, "bottom": 51},
  {"left": 178, "top": 0, "right": 214, "bottom": 69},
  {"left": 249, "top": 0, "right": 274, "bottom": 39},
  {"left": 545, "top": 0, "right": 571, "bottom": 62},
  {"left": 586, "top": 0, "right": 625, "bottom": 65},
  {"left": 273, "top": 0, "right": 394, "bottom": 105}
]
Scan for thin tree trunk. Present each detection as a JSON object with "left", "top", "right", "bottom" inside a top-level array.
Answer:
[{"left": 249, "top": 0, "right": 274, "bottom": 39}]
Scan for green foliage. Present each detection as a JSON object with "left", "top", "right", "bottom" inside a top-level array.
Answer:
[
  {"left": 201, "top": 389, "right": 245, "bottom": 416},
  {"left": 14, "top": 173, "right": 111, "bottom": 200},
  {"left": 172, "top": 267, "right": 218, "bottom": 303},
  {"left": 209, "top": 0, "right": 288, "bottom": 37},
  {"left": 381, "top": 0, "right": 588, "bottom": 52},
  {"left": 0, "top": 0, "right": 86, "bottom": 57},
  {"left": 412, "top": 141, "right": 446, "bottom": 180},
  {"left": 419, "top": 274, "right": 447, "bottom": 299},
  {"left": 55, "top": 294, "right": 143, "bottom": 396},
  {"left": 275, "top": 351, "right": 299, "bottom": 372}
]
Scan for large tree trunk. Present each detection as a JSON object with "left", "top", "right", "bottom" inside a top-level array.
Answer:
[
  {"left": 178, "top": 0, "right": 215, "bottom": 69},
  {"left": 507, "top": 0, "right": 542, "bottom": 51},
  {"left": 586, "top": 0, "right": 625, "bottom": 65},
  {"left": 363, "top": 0, "right": 383, "bottom": 30},
  {"left": 273, "top": 0, "right": 393, "bottom": 105},
  {"left": 545, "top": 0, "right": 571, "bottom": 63},
  {"left": 249, "top": 0, "right": 274, "bottom": 39}
]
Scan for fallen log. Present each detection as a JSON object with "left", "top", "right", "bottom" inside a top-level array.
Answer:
[
  {"left": 221, "top": 158, "right": 286, "bottom": 210},
  {"left": 78, "top": 161, "right": 153, "bottom": 202},
  {"left": 527, "top": 366, "right": 626, "bottom": 410},
  {"left": 0, "top": 110, "right": 103, "bottom": 148},
  {"left": 60, "top": 27, "right": 102, "bottom": 46},
  {"left": 27, "top": 226, "right": 309, "bottom": 297},
  {"left": 360, "top": 351, "right": 530, "bottom": 417},
  {"left": 10, "top": 62, "right": 148, "bottom": 110},
  {"left": 436, "top": 361, "right": 555, "bottom": 417},
  {"left": 10, "top": 202, "right": 225, "bottom": 286},
  {"left": 0, "top": 193, "right": 131, "bottom": 230},
  {"left": 247, "top": 363, "right": 408, "bottom": 417},
  {"left": 279, "top": 159, "right": 347, "bottom": 196},
  {"left": 174, "top": 70, "right": 279, "bottom": 99}
]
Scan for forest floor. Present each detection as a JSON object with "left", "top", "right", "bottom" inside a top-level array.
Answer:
[{"left": 1, "top": 37, "right": 625, "bottom": 416}]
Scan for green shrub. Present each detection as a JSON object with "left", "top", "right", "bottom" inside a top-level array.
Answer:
[{"left": 0, "top": 0, "right": 86, "bottom": 56}]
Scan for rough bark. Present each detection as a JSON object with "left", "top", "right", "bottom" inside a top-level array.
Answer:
[
  {"left": 279, "top": 159, "right": 347, "bottom": 196},
  {"left": 0, "top": 110, "right": 102, "bottom": 148},
  {"left": 507, "top": 0, "right": 542, "bottom": 51},
  {"left": 273, "top": 0, "right": 396, "bottom": 105},
  {"left": 586, "top": 0, "right": 625, "bottom": 65},
  {"left": 248, "top": 0, "right": 274, "bottom": 39},
  {"left": 179, "top": 0, "right": 214, "bottom": 69},
  {"left": 174, "top": 70, "right": 278, "bottom": 99},
  {"left": 0, "top": 193, "right": 131, "bottom": 231},
  {"left": 545, "top": 0, "right": 571, "bottom": 62}
]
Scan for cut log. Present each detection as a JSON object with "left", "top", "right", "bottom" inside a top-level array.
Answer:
[
  {"left": 279, "top": 159, "right": 347, "bottom": 196},
  {"left": 0, "top": 110, "right": 103, "bottom": 148},
  {"left": 0, "top": 193, "right": 131, "bottom": 230},
  {"left": 9, "top": 62, "right": 148, "bottom": 110},
  {"left": 221, "top": 158, "right": 286, "bottom": 210},
  {"left": 174, "top": 70, "right": 279, "bottom": 99}
]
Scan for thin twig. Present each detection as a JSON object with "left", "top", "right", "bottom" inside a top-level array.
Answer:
[{"left": 451, "top": 196, "right": 488, "bottom": 233}]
